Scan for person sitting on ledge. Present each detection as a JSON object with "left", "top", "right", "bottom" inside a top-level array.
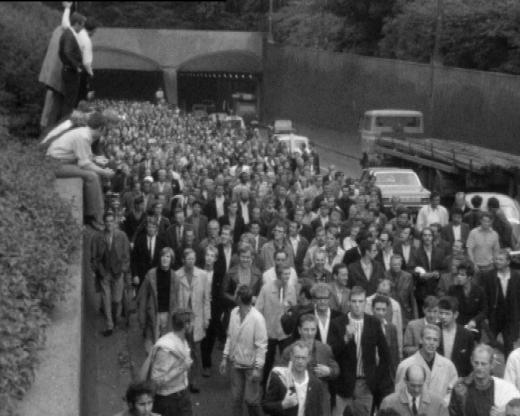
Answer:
[{"left": 46, "top": 111, "right": 114, "bottom": 230}]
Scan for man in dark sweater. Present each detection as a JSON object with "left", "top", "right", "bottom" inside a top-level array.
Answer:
[{"left": 58, "top": 12, "right": 86, "bottom": 118}]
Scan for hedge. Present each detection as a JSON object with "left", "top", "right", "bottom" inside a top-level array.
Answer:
[
  {"left": 0, "top": 129, "right": 82, "bottom": 416},
  {"left": 0, "top": 2, "right": 60, "bottom": 138}
]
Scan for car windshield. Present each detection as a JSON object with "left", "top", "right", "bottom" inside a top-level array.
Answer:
[{"left": 376, "top": 172, "right": 420, "bottom": 186}]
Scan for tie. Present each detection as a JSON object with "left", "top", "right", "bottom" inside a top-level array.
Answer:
[
  {"left": 412, "top": 397, "right": 418, "bottom": 416},
  {"left": 178, "top": 226, "right": 182, "bottom": 242}
]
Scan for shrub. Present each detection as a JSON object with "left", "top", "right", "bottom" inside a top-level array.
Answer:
[
  {"left": 0, "top": 130, "right": 81, "bottom": 416},
  {"left": 0, "top": 2, "right": 60, "bottom": 137}
]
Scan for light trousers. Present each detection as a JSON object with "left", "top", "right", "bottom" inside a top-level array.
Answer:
[
  {"left": 54, "top": 163, "right": 104, "bottom": 223},
  {"left": 99, "top": 273, "right": 124, "bottom": 330}
]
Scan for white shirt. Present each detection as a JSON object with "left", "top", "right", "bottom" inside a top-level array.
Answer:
[
  {"left": 401, "top": 244, "right": 411, "bottom": 264},
  {"left": 505, "top": 347, "right": 520, "bottom": 391},
  {"left": 215, "top": 196, "right": 226, "bottom": 218},
  {"left": 348, "top": 313, "right": 365, "bottom": 377},
  {"left": 147, "top": 235, "right": 156, "bottom": 256},
  {"left": 382, "top": 249, "right": 393, "bottom": 271},
  {"left": 294, "top": 371, "right": 309, "bottom": 416},
  {"left": 442, "top": 325, "right": 457, "bottom": 360},
  {"left": 416, "top": 204, "right": 449, "bottom": 231},
  {"left": 498, "top": 269, "right": 511, "bottom": 297},
  {"left": 315, "top": 308, "right": 331, "bottom": 343},
  {"left": 406, "top": 390, "right": 421, "bottom": 414},
  {"left": 452, "top": 224, "right": 461, "bottom": 242},
  {"left": 46, "top": 127, "right": 95, "bottom": 169},
  {"left": 205, "top": 269, "right": 214, "bottom": 288},
  {"left": 224, "top": 245, "right": 232, "bottom": 271},
  {"left": 290, "top": 235, "right": 300, "bottom": 257},
  {"left": 262, "top": 267, "right": 298, "bottom": 287},
  {"left": 240, "top": 201, "right": 250, "bottom": 225}
]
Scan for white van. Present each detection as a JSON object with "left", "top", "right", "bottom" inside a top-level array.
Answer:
[
  {"left": 276, "top": 133, "right": 309, "bottom": 155},
  {"left": 360, "top": 109, "right": 424, "bottom": 161}
]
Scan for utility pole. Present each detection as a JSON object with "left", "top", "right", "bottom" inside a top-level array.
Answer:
[
  {"left": 267, "top": 0, "right": 274, "bottom": 44},
  {"left": 430, "top": 0, "right": 444, "bottom": 133}
]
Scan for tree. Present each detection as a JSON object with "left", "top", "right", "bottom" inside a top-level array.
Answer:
[{"left": 379, "top": 0, "right": 520, "bottom": 74}]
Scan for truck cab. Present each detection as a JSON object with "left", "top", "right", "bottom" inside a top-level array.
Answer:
[{"left": 360, "top": 109, "right": 424, "bottom": 163}]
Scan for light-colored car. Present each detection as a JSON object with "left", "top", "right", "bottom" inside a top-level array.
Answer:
[
  {"left": 362, "top": 167, "right": 431, "bottom": 209},
  {"left": 465, "top": 192, "right": 520, "bottom": 243}
]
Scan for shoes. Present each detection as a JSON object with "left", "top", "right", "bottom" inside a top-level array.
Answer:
[
  {"left": 101, "top": 329, "right": 113, "bottom": 337},
  {"left": 189, "top": 384, "right": 200, "bottom": 393},
  {"left": 202, "top": 368, "right": 211, "bottom": 378}
]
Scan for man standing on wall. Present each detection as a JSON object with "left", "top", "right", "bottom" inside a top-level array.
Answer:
[{"left": 58, "top": 10, "right": 86, "bottom": 119}]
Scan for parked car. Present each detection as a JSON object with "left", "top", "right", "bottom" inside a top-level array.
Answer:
[
  {"left": 361, "top": 167, "right": 431, "bottom": 210},
  {"left": 276, "top": 133, "right": 309, "bottom": 155},
  {"left": 465, "top": 192, "right": 520, "bottom": 244}
]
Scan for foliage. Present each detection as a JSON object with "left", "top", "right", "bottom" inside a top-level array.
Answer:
[
  {"left": 272, "top": 0, "right": 348, "bottom": 51},
  {"left": 43, "top": 1, "right": 266, "bottom": 31},
  {"left": 0, "top": 132, "right": 81, "bottom": 416},
  {"left": 380, "top": 0, "right": 520, "bottom": 74},
  {"left": 0, "top": 2, "right": 61, "bottom": 137}
]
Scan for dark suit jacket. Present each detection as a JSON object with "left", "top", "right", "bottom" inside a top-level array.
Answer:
[
  {"left": 447, "top": 284, "right": 487, "bottom": 328},
  {"left": 410, "top": 245, "right": 447, "bottom": 301},
  {"left": 310, "top": 216, "right": 329, "bottom": 233},
  {"left": 164, "top": 223, "right": 186, "bottom": 252},
  {"left": 130, "top": 233, "right": 166, "bottom": 280},
  {"left": 441, "top": 222, "right": 470, "bottom": 246},
  {"left": 347, "top": 260, "right": 385, "bottom": 296},
  {"left": 186, "top": 214, "right": 209, "bottom": 243},
  {"left": 342, "top": 246, "right": 361, "bottom": 266},
  {"left": 221, "top": 264, "right": 262, "bottom": 308},
  {"left": 262, "top": 370, "right": 323, "bottom": 416},
  {"left": 208, "top": 244, "right": 230, "bottom": 312},
  {"left": 91, "top": 230, "right": 130, "bottom": 283},
  {"left": 298, "top": 224, "right": 314, "bottom": 243},
  {"left": 438, "top": 324, "right": 474, "bottom": 377},
  {"left": 482, "top": 268, "right": 520, "bottom": 337},
  {"left": 392, "top": 242, "right": 415, "bottom": 271},
  {"left": 204, "top": 197, "right": 229, "bottom": 220},
  {"left": 59, "top": 27, "right": 82, "bottom": 70},
  {"left": 291, "top": 236, "right": 310, "bottom": 275},
  {"left": 384, "top": 322, "right": 400, "bottom": 377},
  {"left": 219, "top": 214, "right": 246, "bottom": 244},
  {"left": 329, "top": 313, "right": 390, "bottom": 398}
]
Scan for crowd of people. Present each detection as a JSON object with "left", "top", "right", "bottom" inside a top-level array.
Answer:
[
  {"left": 36, "top": 6, "right": 520, "bottom": 414},
  {"left": 40, "top": 91, "right": 520, "bottom": 416}
]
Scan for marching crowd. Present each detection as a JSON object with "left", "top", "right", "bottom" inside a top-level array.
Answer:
[{"left": 42, "top": 96, "right": 520, "bottom": 416}]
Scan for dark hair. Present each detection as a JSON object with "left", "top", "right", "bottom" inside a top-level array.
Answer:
[
  {"left": 423, "top": 295, "right": 439, "bottom": 310},
  {"left": 506, "top": 398, "right": 520, "bottom": 409},
  {"left": 298, "top": 313, "right": 318, "bottom": 328},
  {"left": 372, "top": 294, "right": 390, "bottom": 308},
  {"left": 456, "top": 260, "right": 474, "bottom": 276},
  {"left": 430, "top": 192, "right": 441, "bottom": 200},
  {"left": 171, "top": 309, "right": 191, "bottom": 331},
  {"left": 470, "top": 194, "right": 483, "bottom": 208},
  {"left": 298, "top": 283, "right": 313, "bottom": 300},
  {"left": 438, "top": 296, "right": 459, "bottom": 313},
  {"left": 480, "top": 212, "right": 493, "bottom": 221},
  {"left": 125, "top": 380, "right": 155, "bottom": 406},
  {"left": 70, "top": 12, "right": 87, "bottom": 26},
  {"left": 359, "top": 239, "right": 375, "bottom": 256},
  {"left": 236, "top": 285, "right": 253, "bottom": 305},
  {"left": 332, "top": 263, "right": 348, "bottom": 276},
  {"left": 451, "top": 207, "right": 464, "bottom": 217}
]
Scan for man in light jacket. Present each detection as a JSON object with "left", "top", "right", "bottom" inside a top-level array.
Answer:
[
  {"left": 150, "top": 309, "right": 193, "bottom": 416},
  {"left": 175, "top": 248, "right": 211, "bottom": 392},
  {"left": 220, "top": 285, "right": 268, "bottom": 416}
]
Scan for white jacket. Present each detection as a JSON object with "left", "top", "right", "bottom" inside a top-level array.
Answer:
[
  {"left": 223, "top": 306, "right": 267, "bottom": 369},
  {"left": 396, "top": 351, "right": 458, "bottom": 406}
]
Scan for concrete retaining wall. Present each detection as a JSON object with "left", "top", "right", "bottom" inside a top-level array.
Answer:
[{"left": 17, "top": 178, "right": 83, "bottom": 416}]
